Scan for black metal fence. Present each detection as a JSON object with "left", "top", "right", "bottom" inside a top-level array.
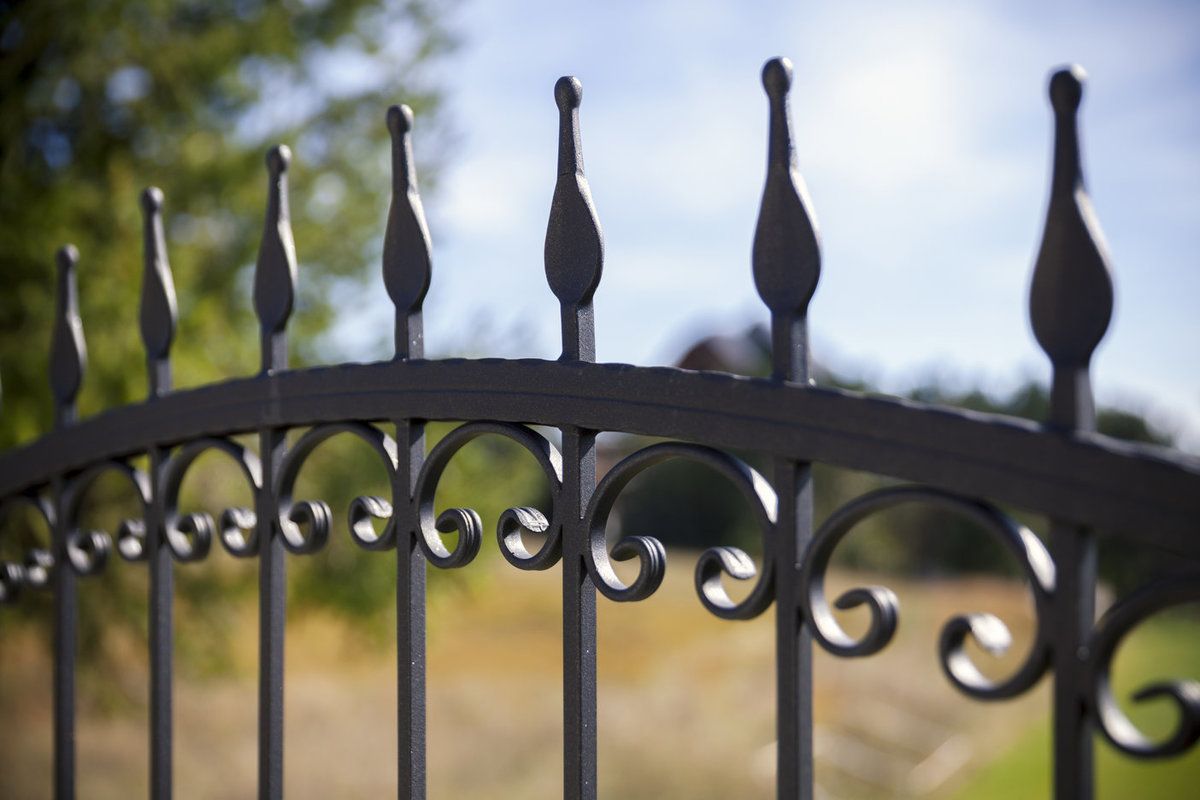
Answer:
[{"left": 1, "top": 56, "right": 1198, "bottom": 800}]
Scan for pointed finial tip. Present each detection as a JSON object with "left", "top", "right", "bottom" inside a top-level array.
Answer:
[
  {"left": 555, "top": 76, "right": 583, "bottom": 111},
  {"left": 1049, "top": 65, "right": 1085, "bottom": 114},
  {"left": 56, "top": 244, "right": 78, "bottom": 271},
  {"left": 140, "top": 186, "right": 163, "bottom": 213},
  {"left": 386, "top": 104, "right": 414, "bottom": 137},
  {"left": 762, "top": 57, "right": 793, "bottom": 98},
  {"left": 266, "top": 144, "right": 292, "bottom": 175}
]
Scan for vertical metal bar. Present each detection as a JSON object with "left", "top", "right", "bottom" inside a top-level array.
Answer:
[
  {"left": 257, "top": 425, "right": 286, "bottom": 800},
  {"left": 751, "top": 58, "right": 821, "bottom": 799},
  {"left": 52, "top": 470, "right": 77, "bottom": 800},
  {"left": 252, "top": 145, "right": 298, "bottom": 800},
  {"left": 561, "top": 425, "right": 597, "bottom": 800},
  {"left": 50, "top": 243, "right": 86, "bottom": 800},
  {"left": 383, "top": 104, "right": 432, "bottom": 800},
  {"left": 1028, "top": 66, "right": 1113, "bottom": 800},
  {"left": 545, "top": 75, "right": 603, "bottom": 800},
  {"left": 772, "top": 456, "right": 813, "bottom": 800},
  {"left": 395, "top": 419, "right": 426, "bottom": 800},
  {"left": 140, "top": 186, "right": 179, "bottom": 800}
]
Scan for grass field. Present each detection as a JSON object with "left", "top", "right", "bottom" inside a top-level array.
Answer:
[{"left": 1, "top": 556, "right": 1196, "bottom": 798}]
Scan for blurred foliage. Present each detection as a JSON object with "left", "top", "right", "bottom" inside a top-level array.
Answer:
[
  {"left": 0, "top": 0, "right": 457, "bottom": 688},
  {"left": 0, "top": 0, "right": 454, "bottom": 445}
]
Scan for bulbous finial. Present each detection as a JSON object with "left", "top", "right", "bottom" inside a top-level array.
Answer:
[
  {"left": 383, "top": 103, "right": 432, "bottom": 359},
  {"left": 1030, "top": 66, "right": 1112, "bottom": 368},
  {"left": 1049, "top": 66, "right": 1085, "bottom": 116},
  {"left": 545, "top": 74, "right": 603, "bottom": 320},
  {"left": 140, "top": 186, "right": 163, "bottom": 214},
  {"left": 752, "top": 56, "right": 821, "bottom": 381},
  {"left": 762, "top": 56, "right": 793, "bottom": 100},
  {"left": 555, "top": 76, "right": 583, "bottom": 112},
  {"left": 545, "top": 75, "right": 603, "bottom": 361},
  {"left": 253, "top": 144, "right": 298, "bottom": 370},
  {"left": 139, "top": 186, "right": 178, "bottom": 377},
  {"left": 1029, "top": 64, "right": 1113, "bottom": 429},
  {"left": 266, "top": 144, "right": 291, "bottom": 177},
  {"left": 50, "top": 244, "right": 86, "bottom": 419},
  {"left": 386, "top": 103, "right": 413, "bottom": 136}
]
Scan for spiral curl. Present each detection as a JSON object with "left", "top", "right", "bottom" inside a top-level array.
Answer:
[
  {"left": 274, "top": 423, "right": 399, "bottom": 555},
  {"left": 0, "top": 493, "right": 55, "bottom": 602},
  {"left": 161, "top": 437, "right": 262, "bottom": 560},
  {"left": 799, "top": 486, "right": 1055, "bottom": 700},
  {"left": 1087, "top": 575, "right": 1200, "bottom": 758},
  {"left": 413, "top": 422, "right": 562, "bottom": 571},
  {"left": 582, "top": 443, "right": 777, "bottom": 618},
  {"left": 63, "top": 460, "right": 151, "bottom": 576}
]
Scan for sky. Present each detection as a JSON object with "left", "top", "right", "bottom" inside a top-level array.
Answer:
[{"left": 329, "top": 0, "right": 1200, "bottom": 449}]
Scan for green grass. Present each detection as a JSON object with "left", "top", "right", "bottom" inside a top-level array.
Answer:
[{"left": 954, "top": 616, "right": 1200, "bottom": 799}]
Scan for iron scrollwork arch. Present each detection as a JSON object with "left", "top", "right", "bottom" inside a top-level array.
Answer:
[
  {"left": 412, "top": 421, "right": 563, "bottom": 571},
  {"left": 1086, "top": 575, "right": 1200, "bottom": 759},
  {"left": 0, "top": 492, "right": 56, "bottom": 602},
  {"left": 799, "top": 485, "right": 1057, "bottom": 700},
  {"left": 582, "top": 442, "right": 778, "bottom": 620},
  {"left": 274, "top": 422, "right": 399, "bottom": 555},
  {"left": 62, "top": 460, "right": 152, "bottom": 576},
  {"left": 160, "top": 437, "right": 263, "bottom": 560}
]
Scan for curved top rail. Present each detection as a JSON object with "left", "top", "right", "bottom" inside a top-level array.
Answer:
[{"left": 0, "top": 358, "right": 1196, "bottom": 556}]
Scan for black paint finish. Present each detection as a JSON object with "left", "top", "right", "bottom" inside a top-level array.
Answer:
[{"left": 0, "top": 59, "right": 1197, "bottom": 800}]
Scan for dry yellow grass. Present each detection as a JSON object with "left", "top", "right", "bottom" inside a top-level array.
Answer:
[{"left": 1, "top": 558, "right": 1047, "bottom": 798}]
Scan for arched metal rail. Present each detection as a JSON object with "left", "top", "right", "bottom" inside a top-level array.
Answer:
[
  {"left": 1, "top": 58, "right": 1197, "bottom": 800},
  {"left": 2, "top": 359, "right": 1197, "bottom": 554}
]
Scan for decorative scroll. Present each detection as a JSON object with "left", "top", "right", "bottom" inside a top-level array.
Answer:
[
  {"left": 274, "top": 422, "right": 399, "bottom": 554},
  {"left": 61, "top": 460, "right": 151, "bottom": 576},
  {"left": 160, "top": 437, "right": 262, "bottom": 560},
  {"left": 0, "top": 493, "right": 55, "bottom": 602},
  {"left": 0, "top": 53, "right": 1198, "bottom": 800},
  {"left": 799, "top": 486, "right": 1056, "bottom": 700},
  {"left": 413, "top": 422, "right": 562, "bottom": 570},
  {"left": 1086, "top": 575, "right": 1200, "bottom": 759},
  {"left": 582, "top": 442, "right": 778, "bottom": 619}
]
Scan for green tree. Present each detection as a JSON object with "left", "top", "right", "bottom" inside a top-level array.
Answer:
[
  {"left": 0, "top": 0, "right": 455, "bottom": 445},
  {"left": 0, "top": 0, "right": 463, "bottom": 684}
]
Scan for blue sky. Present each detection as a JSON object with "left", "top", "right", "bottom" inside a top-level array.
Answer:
[{"left": 329, "top": 0, "right": 1200, "bottom": 448}]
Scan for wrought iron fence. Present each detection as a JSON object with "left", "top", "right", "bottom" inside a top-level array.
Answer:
[{"left": 1, "top": 56, "right": 1198, "bottom": 800}]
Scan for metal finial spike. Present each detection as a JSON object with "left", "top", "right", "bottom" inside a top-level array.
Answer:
[
  {"left": 1029, "top": 65, "right": 1113, "bottom": 428},
  {"left": 253, "top": 145, "right": 297, "bottom": 370},
  {"left": 554, "top": 76, "right": 584, "bottom": 176},
  {"left": 762, "top": 57, "right": 795, "bottom": 169},
  {"left": 50, "top": 244, "right": 86, "bottom": 421},
  {"left": 545, "top": 75, "right": 603, "bottom": 361},
  {"left": 752, "top": 57, "right": 821, "bottom": 381},
  {"left": 383, "top": 104, "right": 432, "bottom": 359},
  {"left": 139, "top": 187, "right": 178, "bottom": 386}
]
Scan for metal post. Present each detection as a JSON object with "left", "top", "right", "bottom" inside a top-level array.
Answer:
[
  {"left": 252, "top": 144, "right": 298, "bottom": 800},
  {"left": 752, "top": 57, "right": 822, "bottom": 799},
  {"left": 49, "top": 243, "right": 86, "bottom": 800},
  {"left": 545, "top": 75, "right": 603, "bottom": 800},
  {"left": 383, "top": 103, "right": 433, "bottom": 800},
  {"left": 1028, "top": 66, "right": 1114, "bottom": 799},
  {"left": 140, "top": 186, "right": 179, "bottom": 799}
]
